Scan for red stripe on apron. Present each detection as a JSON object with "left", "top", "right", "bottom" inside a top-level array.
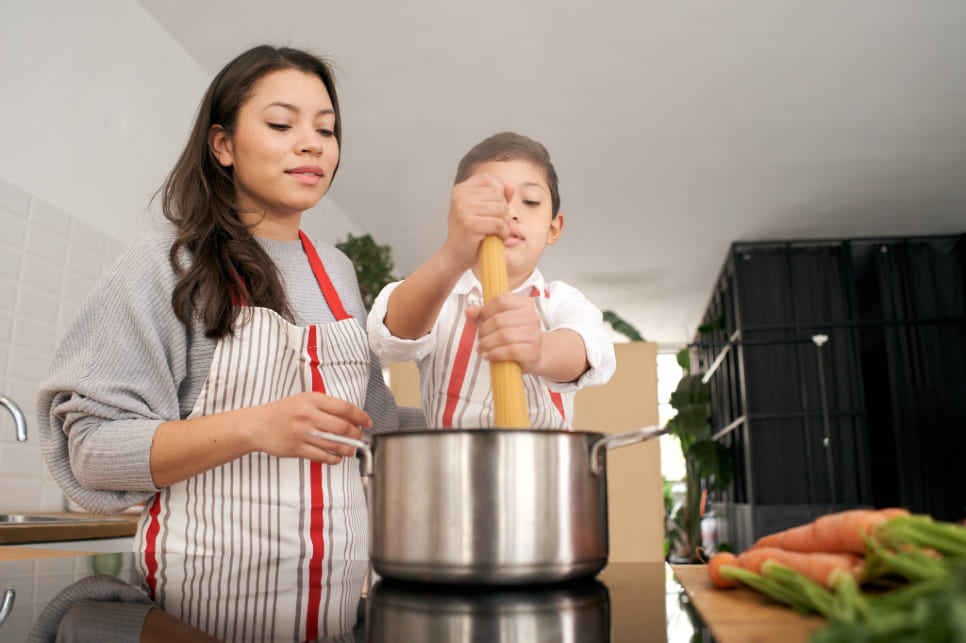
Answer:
[
  {"left": 442, "top": 318, "right": 477, "bottom": 428},
  {"left": 142, "top": 491, "right": 163, "bottom": 599},
  {"left": 549, "top": 391, "right": 566, "bottom": 419},
  {"left": 298, "top": 232, "right": 351, "bottom": 641},
  {"left": 305, "top": 325, "right": 326, "bottom": 641}
]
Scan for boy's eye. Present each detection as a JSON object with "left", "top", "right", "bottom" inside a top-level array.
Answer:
[
  {"left": 522, "top": 199, "right": 541, "bottom": 207},
  {"left": 268, "top": 123, "right": 290, "bottom": 131}
]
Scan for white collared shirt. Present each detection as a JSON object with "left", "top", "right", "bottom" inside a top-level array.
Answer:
[{"left": 367, "top": 269, "right": 616, "bottom": 429}]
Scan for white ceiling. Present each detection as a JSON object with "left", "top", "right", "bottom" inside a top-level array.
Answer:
[{"left": 137, "top": 0, "right": 966, "bottom": 346}]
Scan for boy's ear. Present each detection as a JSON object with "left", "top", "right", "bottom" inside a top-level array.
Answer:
[
  {"left": 208, "top": 124, "right": 234, "bottom": 167},
  {"left": 546, "top": 213, "right": 564, "bottom": 245}
]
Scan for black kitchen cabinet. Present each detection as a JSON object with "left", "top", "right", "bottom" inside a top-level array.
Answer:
[{"left": 694, "top": 234, "right": 966, "bottom": 551}]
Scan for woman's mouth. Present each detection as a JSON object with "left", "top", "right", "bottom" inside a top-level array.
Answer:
[{"left": 287, "top": 166, "right": 325, "bottom": 186}]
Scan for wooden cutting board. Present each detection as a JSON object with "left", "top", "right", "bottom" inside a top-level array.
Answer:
[{"left": 672, "top": 564, "right": 827, "bottom": 643}]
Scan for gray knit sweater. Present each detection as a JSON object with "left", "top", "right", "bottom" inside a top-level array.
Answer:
[{"left": 37, "top": 227, "right": 421, "bottom": 515}]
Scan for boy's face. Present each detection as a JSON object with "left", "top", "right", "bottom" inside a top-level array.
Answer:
[{"left": 470, "top": 159, "right": 564, "bottom": 288}]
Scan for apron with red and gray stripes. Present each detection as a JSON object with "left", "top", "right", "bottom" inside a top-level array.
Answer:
[
  {"left": 134, "top": 232, "right": 367, "bottom": 642},
  {"left": 426, "top": 284, "right": 571, "bottom": 430}
]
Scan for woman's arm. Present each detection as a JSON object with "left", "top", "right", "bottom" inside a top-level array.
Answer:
[{"left": 149, "top": 392, "right": 370, "bottom": 487}]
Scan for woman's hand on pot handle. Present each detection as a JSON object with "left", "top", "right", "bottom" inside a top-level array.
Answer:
[{"left": 253, "top": 392, "right": 371, "bottom": 464}]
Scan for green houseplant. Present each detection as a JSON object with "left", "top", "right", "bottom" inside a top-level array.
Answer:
[
  {"left": 335, "top": 233, "right": 397, "bottom": 311},
  {"left": 666, "top": 346, "right": 733, "bottom": 562}
]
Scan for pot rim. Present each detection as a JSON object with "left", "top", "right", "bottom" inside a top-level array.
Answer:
[{"left": 369, "top": 428, "right": 606, "bottom": 440}]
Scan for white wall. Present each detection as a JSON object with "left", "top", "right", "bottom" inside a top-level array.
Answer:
[
  {"left": 0, "top": 1, "right": 199, "bottom": 510},
  {"left": 0, "top": 1, "right": 209, "bottom": 241},
  {"left": 0, "top": 1, "right": 368, "bottom": 511}
]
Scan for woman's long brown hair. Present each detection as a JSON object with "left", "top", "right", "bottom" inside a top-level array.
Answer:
[{"left": 160, "top": 45, "right": 342, "bottom": 338}]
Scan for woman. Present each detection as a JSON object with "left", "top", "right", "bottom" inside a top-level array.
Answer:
[{"left": 38, "top": 45, "right": 412, "bottom": 640}]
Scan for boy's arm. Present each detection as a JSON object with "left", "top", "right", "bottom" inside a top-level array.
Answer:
[
  {"left": 383, "top": 250, "right": 465, "bottom": 339},
  {"left": 544, "top": 282, "right": 617, "bottom": 390},
  {"left": 532, "top": 328, "right": 590, "bottom": 383}
]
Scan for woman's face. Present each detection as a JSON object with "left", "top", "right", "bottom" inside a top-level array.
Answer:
[{"left": 209, "top": 68, "right": 339, "bottom": 238}]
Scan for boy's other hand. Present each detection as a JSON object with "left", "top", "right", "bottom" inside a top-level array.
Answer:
[
  {"left": 466, "top": 293, "right": 543, "bottom": 374},
  {"left": 443, "top": 173, "right": 513, "bottom": 273}
]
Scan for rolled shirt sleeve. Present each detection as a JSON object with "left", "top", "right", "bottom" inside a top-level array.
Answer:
[
  {"left": 543, "top": 280, "right": 617, "bottom": 393},
  {"left": 367, "top": 280, "right": 439, "bottom": 363}
]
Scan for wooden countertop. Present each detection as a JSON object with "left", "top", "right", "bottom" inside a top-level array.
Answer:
[
  {"left": 672, "top": 564, "right": 827, "bottom": 643},
  {"left": 0, "top": 546, "right": 101, "bottom": 561},
  {"left": 0, "top": 511, "right": 138, "bottom": 545}
]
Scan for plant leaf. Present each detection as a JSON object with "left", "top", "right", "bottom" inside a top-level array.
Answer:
[
  {"left": 676, "top": 347, "right": 690, "bottom": 372},
  {"left": 689, "top": 439, "right": 734, "bottom": 491},
  {"left": 335, "top": 233, "right": 397, "bottom": 311},
  {"left": 602, "top": 310, "right": 645, "bottom": 342}
]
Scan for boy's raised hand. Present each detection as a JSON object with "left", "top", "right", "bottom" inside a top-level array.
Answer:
[
  {"left": 443, "top": 173, "right": 515, "bottom": 273},
  {"left": 466, "top": 292, "right": 544, "bottom": 374}
]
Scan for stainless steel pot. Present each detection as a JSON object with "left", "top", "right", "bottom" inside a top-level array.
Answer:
[
  {"left": 367, "top": 577, "right": 610, "bottom": 643},
  {"left": 319, "top": 425, "right": 666, "bottom": 585}
]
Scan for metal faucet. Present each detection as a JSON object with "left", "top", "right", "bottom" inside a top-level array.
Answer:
[
  {"left": 0, "top": 589, "right": 14, "bottom": 627},
  {"left": 0, "top": 395, "right": 27, "bottom": 442}
]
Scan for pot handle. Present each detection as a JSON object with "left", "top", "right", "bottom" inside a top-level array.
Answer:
[
  {"left": 590, "top": 425, "right": 668, "bottom": 476},
  {"left": 305, "top": 431, "right": 373, "bottom": 476}
]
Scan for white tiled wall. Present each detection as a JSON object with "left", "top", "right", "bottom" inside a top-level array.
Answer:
[
  {"left": 0, "top": 176, "right": 125, "bottom": 511},
  {"left": 0, "top": 553, "right": 142, "bottom": 639}
]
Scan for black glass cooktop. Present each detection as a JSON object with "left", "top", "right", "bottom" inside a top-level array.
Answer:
[{"left": 0, "top": 554, "right": 710, "bottom": 642}]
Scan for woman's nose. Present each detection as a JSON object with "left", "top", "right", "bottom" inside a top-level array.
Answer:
[
  {"left": 298, "top": 130, "right": 325, "bottom": 155},
  {"left": 300, "top": 139, "right": 323, "bottom": 155}
]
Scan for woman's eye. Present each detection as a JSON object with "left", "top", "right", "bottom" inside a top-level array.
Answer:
[
  {"left": 268, "top": 123, "right": 290, "bottom": 131},
  {"left": 317, "top": 128, "right": 335, "bottom": 137}
]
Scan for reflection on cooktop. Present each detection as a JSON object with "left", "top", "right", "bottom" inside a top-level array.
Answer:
[
  {"left": 368, "top": 578, "right": 610, "bottom": 643},
  {"left": 0, "top": 555, "right": 708, "bottom": 642}
]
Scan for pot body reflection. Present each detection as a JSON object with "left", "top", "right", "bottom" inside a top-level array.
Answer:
[{"left": 367, "top": 579, "right": 610, "bottom": 643}]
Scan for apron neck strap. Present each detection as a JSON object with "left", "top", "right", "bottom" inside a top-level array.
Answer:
[{"left": 299, "top": 231, "right": 352, "bottom": 321}]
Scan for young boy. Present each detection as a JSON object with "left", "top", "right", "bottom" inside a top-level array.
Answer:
[{"left": 367, "top": 132, "right": 616, "bottom": 429}]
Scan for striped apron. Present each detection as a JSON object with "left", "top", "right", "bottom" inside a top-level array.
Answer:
[
  {"left": 429, "top": 284, "right": 571, "bottom": 430},
  {"left": 135, "top": 232, "right": 368, "bottom": 642}
]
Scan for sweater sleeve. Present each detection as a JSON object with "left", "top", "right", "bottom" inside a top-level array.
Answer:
[{"left": 37, "top": 232, "right": 191, "bottom": 515}]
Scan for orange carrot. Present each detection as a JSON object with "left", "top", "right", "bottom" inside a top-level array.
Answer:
[
  {"left": 752, "top": 532, "right": 782, "bottom": 549},
  {"left": 737, "top": 547, "right": 862, "bottom": 588},
  {"left": 707, "top": 551, "right": 739, "bottom": 589},
  {"left": 752, "top": 507, "right": 910, "bottom": 554}
]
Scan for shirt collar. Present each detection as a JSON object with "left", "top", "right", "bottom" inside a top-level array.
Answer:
[{"left": 454, "top": 268, "right": 547, "bottom": 298}]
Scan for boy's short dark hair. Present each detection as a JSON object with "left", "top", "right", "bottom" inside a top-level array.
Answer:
[{"left": 454, "top": 132, "right": 561, "bottom": 217}]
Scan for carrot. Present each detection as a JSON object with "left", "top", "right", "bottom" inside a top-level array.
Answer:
[
  {"left": 737, "top": 547, "right": 862, "bottom": 588},
  {"left": 752, "top": 532, "right": 782, "bottom": 549},
  {"left": 752, "top": 508, "right": 910, "bottom": 554},
  {"left": 707, "top": 551, "right": 739, "bottom": 589}
]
